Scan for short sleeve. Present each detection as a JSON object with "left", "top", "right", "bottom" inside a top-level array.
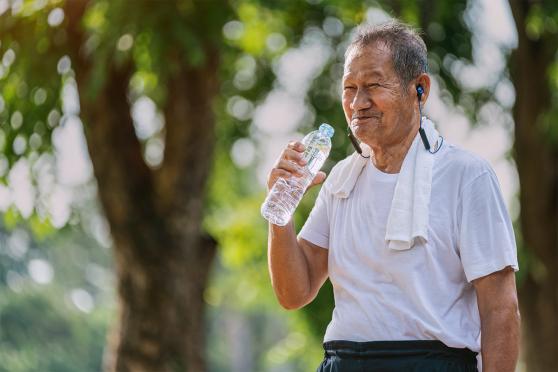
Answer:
[
  {"left": 458, "top": 170, "right": 519, "bottom": 282},
  {"left": 298, "top": 185, "right": 330, "bottom": 249}
]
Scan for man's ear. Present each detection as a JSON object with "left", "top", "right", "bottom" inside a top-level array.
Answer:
[{"left": 415, "top": 74, "right": 431, "bottom": 103}]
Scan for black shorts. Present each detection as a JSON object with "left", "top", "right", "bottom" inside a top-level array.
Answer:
[{"left": 317, "top": 340, "right": 478, "bottom": 372}]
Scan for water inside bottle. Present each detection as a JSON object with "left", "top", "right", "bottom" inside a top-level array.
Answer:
[{"left": 261, "top": 123, "right": 333, "bottom": 226}]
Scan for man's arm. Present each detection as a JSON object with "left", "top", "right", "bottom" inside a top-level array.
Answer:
[
  {"left": 473, "top": 266, "right": 520, "bottom": 371},
  {"left": 268, "top": 225, "right": 328, "bottom": 309},
  {"left": 265, "top": 140, "right": 329, "bottom": 310}
]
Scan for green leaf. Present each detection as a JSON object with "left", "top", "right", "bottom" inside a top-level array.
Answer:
[
  {"left": 29, "top": 214, "right": 55, "bottom": 241},
  {"left": 3, "top": 207, "right": 21, "bottom": 230}
]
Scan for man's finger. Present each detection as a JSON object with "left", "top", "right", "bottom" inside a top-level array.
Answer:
[
  {"left": 276, "top": 159, "right": 305, "bottom": 176},
  {"left": 310, "top": 171, "right": 327, "bottom": 187},
  {"left": 267, "top": 169, "right": 293, "bottom": 190},
  {"left": 287, "top": 141, "right": 306, "bottom": 152},
  {"left": 283, "top": 148, "right": 307, "bottom": 164}
]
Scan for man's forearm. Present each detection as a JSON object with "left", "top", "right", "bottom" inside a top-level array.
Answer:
[
  {"left": 268, "top": 222, "right": 312, "bottom": 309},
  {"left": 480, "top": 307, "right": 520, "bottom": 371}
]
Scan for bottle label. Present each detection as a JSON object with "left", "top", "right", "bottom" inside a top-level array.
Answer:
[{"left": 303, "top": 145, "right": 326, "bottom": 175}]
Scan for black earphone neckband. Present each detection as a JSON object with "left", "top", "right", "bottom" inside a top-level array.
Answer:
[
  {"left": 417, "top": 85, "right": 444, "bottom": 154},
  {"left": 347, "top": 125, "right": 368, "bottom": 158},
  {"left": 417, "top": 85, "right": 431, "bottom": 150}
]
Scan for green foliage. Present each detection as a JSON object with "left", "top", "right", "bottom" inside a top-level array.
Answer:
[
  {"left": 525, "top": 2, "right": 558, "bottom": 41},
  {"left": 0, "top": 220, "right": 113, "bottom": 372},
  {"left": 543, "top": 30, "right": 558, "bottom": 148},
  {"left": 28, "top": 213, "right": 56, "bottom": 241},
  {"left": 3, "top": 207, "right": 21, "bottom": 229},
  {"left": 519, "top": 1, "right": 558, "bottom": 147},
  {"left": 0, "top": 0, "right": 71, "bottom": 162},
  {"left": 0, "top": 290, "right": 108, "bottom": 372},
  {"left": 4, "top": 0, "right": 552, "bottom": 369}
]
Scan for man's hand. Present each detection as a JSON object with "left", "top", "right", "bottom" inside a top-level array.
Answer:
[
  {"left": 266, "top": 140, "right": 326, "bottom": 192},
  {"left": 473, "top": 266, "right": 520, "bottom": 372}
]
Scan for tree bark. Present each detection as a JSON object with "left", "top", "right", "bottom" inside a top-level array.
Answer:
[
  {"left": 64, "top": 1, "right": 221, "bottom": 370},
  {"left": 508, "top": 1, "right": 558, "bottom": 371}
]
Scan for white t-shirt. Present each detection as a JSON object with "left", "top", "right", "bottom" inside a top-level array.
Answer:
[{"left": 298, "top": 143, "right": 518, "bottom": 353}]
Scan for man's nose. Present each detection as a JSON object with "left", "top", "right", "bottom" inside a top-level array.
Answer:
[{"left": 350, "top": 88, "right": 372, "bottom": 111}]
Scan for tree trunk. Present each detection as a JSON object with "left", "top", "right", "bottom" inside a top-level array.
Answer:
[
  {"left": 508, "top": 1, "right": 558, "bottom": 371},
  {"left": 64, "top": 1, "right": 221, "bottom": 370}
]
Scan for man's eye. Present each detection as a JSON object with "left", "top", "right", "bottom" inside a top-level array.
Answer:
[
  {"left": 367, "top": 83, "right": 380, "bottom": 88},
  {"left": 343, "top": 86, "right": 356, "bottom": 90}
]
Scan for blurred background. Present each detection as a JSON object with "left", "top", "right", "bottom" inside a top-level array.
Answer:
[{"left": 0, "top": 0, "right": 556, "bottom": 371}]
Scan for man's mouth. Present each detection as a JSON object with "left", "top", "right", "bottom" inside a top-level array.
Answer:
[
  {"left": 351, "top": 114, "right": 380, "bottom": 125},
  {"left": 353, "top": 116, "right": 371, "bottom": 121}
]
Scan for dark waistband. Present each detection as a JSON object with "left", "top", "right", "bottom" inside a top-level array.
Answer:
[{"left": 323, "top": 340, "right": 477, "bottom": 361}]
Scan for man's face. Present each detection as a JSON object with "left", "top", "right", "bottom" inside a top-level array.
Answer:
[{"left": 342, "top": 42, "right": 416, "bottom": 149}]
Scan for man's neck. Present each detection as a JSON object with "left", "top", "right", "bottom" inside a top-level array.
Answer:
[{"left": 369, "top": 124, "right": 419, "bottom": 174}]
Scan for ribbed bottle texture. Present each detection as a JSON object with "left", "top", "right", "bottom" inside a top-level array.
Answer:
[{"left": 261, "top": 123, "right": 334, "bottom": 226}]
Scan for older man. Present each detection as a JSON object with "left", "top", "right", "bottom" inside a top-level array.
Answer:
[{"left": 266, "top": 21, "right": 520, "bottom": 371}]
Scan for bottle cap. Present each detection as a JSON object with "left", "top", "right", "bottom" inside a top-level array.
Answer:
[{"left": 319, "top": 123, "right": 335, "bottom": 138}]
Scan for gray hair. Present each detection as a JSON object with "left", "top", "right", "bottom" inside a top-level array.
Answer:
[{"left": 346, "top": 21, "right": 428, "bottom": 87}]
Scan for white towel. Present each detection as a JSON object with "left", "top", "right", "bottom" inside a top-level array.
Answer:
[{"left": 324, "top": 117, "right": 441, "bottom": 250}]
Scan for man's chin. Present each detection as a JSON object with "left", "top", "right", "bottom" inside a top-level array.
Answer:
[
  {"left": 352, "top": 127, "right": 381, "bottom": 147},
  {"left": 352, "top": 124, "right": 371, "bottom": 138},
  {"left": 351, "top": 117, "right": 381, "bottom": 130},
  {"left": 352, "top": 118, "right": 371, "bottom": 127}
]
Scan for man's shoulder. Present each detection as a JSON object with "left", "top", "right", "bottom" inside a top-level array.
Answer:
[{"left": 437, "top": 143, "right": 494, "bottom": 180}]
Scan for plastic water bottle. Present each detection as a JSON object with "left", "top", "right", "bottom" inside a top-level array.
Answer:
[{"left": 261, "top": 123, "right": 334, "bottom": 226}]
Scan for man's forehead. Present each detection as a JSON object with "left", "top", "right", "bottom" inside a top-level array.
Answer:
[
  {"left": 343, "top": 67, "right": 385, "bottom": 80},
  {"left": 346, "top": 40, "right": 391, "bottom": 60},
  {"left": 343, "top": 42, "right": 394, "bottom": 77}
]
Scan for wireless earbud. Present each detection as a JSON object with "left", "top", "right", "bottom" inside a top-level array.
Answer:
[
  {"left": 416, "top": 84, "right": 431, "bottom": 151},
  {"left": 416, "top": 85, "right": 424, "bottom": 100},
  {"left": 417, "top": 84, "right": 424, "bottom": 101}
]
